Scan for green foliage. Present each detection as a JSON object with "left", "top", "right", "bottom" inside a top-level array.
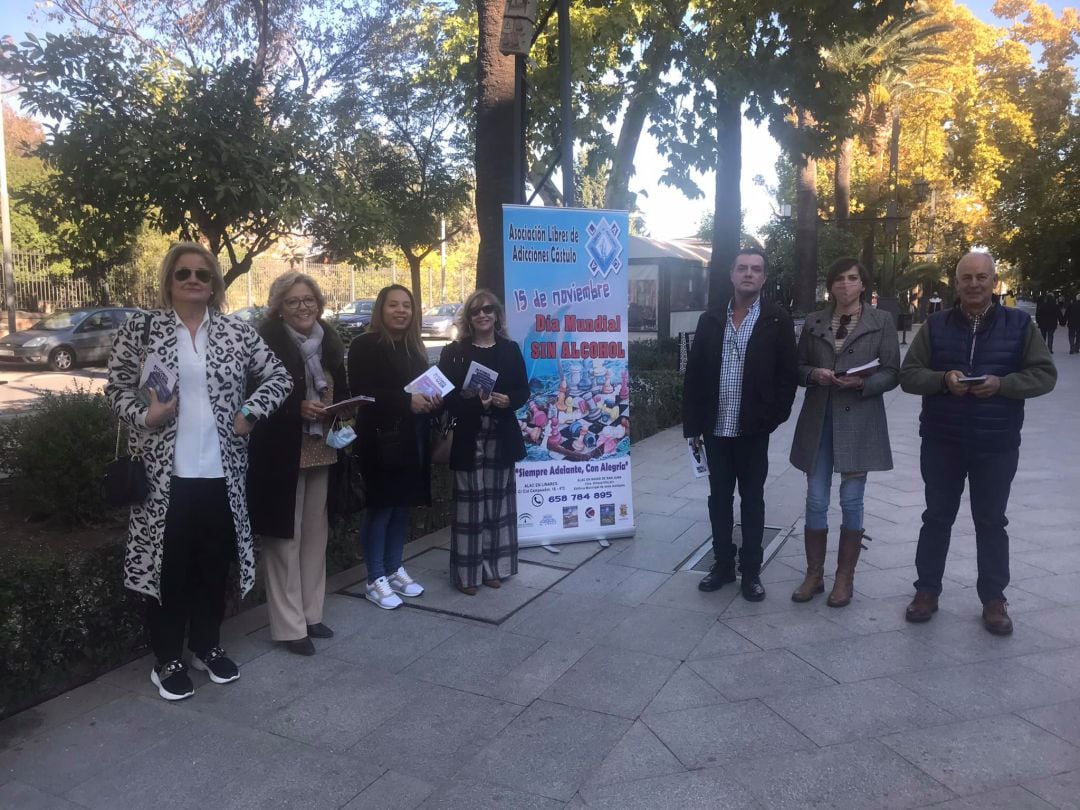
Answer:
[
  {"left": 760, "top": 217, "right": 861, "bottom": 312},
  {"left": 628, "top": 338, "right": 680, "bottom": 371},
  {"left": 1, "top": 34, "right": 319, "bottom": 286},
  {"left": 0, "top": 542, "right": 146, "bottom": 720},
  {"left": 310, "top": 2, "right": 472, "bottom": 310},
  {"left": 985, "top": 2, "right": 1080, "bottom": 291},
  {"left": 629, "top": 370, "right": 684, "bottom": 442},
  {"left": 2, "top": 108, "right": 62, "bottom": 259},
  {"left": 3, "top": 388, "right": 119, "bottom": 526}
]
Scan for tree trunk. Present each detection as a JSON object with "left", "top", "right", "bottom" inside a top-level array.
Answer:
[
  {"left": 835, "top": 137, "right": 852, "bottom": 230},
  {"left": 709, "top": 92, "right": 742, "bottom": 307},
  {"left": 528, "top": 170, "right": 563, "bottom": 206},
  {"left": 793, "top": 110, "right": 819, "bottom": 314},
  {"left": 603, "top": 3, "right": 687, "bottom": 211},
  {"left": 474, "top": 1, "right": 517, "bottom": 297},
  {"left": 222, "top": 255, "right": 254, "bottom": 289},
  {"left": 405, "top": 250, "right": 424, "bottom": 314},
  {"left": 861, "top": 225, "right": 876, "bottom": 279}
]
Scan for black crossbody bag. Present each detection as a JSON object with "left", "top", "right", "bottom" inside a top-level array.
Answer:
[{"left": 103, "top": 315, "right": 152, "bottom": 507}]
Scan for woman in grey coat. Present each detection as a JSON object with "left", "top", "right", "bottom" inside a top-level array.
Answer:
[{"left": 789, "top": 258, "right": 900, "bottom": 607}]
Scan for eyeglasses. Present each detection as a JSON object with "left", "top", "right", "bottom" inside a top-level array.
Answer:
[
  {"left": 836, "top": 314, "right": 853, "bottom": 340},
  {"left": 470, "top": 304, "right": 496, "bottom": 316},
  {"left": 283, "top": 296, "right": 318, "bottom": 311},
  {"left": 174, "top": 266, "right": 212, "bottom": 284}
]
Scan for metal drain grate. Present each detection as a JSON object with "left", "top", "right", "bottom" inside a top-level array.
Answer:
[{"left": 681, "top": 524, "right": 791, "bottom": 572}]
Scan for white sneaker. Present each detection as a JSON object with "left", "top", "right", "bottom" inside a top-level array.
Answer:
[
  {"left": 388, "top": 567, "right": 425, "bottom": 597},
  {"left": 366, "top": 576, "right": 403, "bottom": 610}
]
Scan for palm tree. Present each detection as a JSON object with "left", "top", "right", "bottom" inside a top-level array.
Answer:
[{"left": 825, "top": 8, "right": 952, "bottom": 230}]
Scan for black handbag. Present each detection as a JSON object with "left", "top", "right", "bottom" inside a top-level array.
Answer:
[
  {"left": 103, "top": 429, "right": 148, "bottom": 507},
  {"left": 328, "top": 450, "right": 366, "bottom": 520},
  {"left": 102, "top": 314, "right": 152, "bottom": 508},
  {"left": 430, "top": 413, "right": 455, "bottom": 465},
  {"left": 375, "top": 420, "right": 418, "bottom": 470}
]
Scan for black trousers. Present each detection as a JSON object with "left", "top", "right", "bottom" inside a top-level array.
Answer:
[
  {"left": 1040, "top": 326, "right": 1055, "bottom": 351},
  {"left": 148, "top": 477, "right": 236, "bottom": 664},
  {"left": 1068, "top": 325, "right": 1079, "bottom": 353},
  {"left": 703, "top": 433, "right": 769, "bottom": 577},
  {"left": 914, "top": 439, "right": 1018, "bottom": 604}
]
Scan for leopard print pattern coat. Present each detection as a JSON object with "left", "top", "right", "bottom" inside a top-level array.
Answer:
[{"left": 105, "top": 309, "right": 293, "bottom": 602}]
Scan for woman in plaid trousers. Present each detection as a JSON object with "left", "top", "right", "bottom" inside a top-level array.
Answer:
[{"left": 437, "top": 290, "right": 530, "bottom": 594}]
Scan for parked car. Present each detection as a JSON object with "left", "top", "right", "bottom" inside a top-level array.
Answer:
[
  {"left": 421, "top": 303, "right": 462, "bottom": 340},
  {"left": 334, "top": 299, "right": 377, "bottom": 335},
  {"left": 0, "top": 307, "right": 142, "bottom": 371},
  {"left": 230, "top": 305, "right": 266, "bottom": 324}
]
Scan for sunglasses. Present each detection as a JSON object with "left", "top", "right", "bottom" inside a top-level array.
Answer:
[
  {"left": 470, "top": 304, "right": 496, "bottom": 316},
  {"left": 174, "top": 266, "right": 213, "bottom": 284},
  {"left": 836, "top": 314, "right": 853, "bottom": 340}
]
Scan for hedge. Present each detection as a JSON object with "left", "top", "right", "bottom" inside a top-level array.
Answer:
[{"left": 0, "top": 543, "right": 145, "bottom": 719}]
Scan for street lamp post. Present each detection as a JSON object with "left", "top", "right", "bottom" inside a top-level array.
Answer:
[
  {"left": 1, "top": 92, "right": 16, "bottom": 335},
  {"left": 500, "top": 0, "right": 575, "bottom": 207}
]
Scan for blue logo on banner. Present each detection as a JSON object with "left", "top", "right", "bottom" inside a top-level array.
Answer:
[{"left": 585, "top": 218, "right": 623, "bottom": 279}]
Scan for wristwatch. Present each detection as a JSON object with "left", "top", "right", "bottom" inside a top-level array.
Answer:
[{"left": 240, "top": 405, "right": 258, "bottom": 424}]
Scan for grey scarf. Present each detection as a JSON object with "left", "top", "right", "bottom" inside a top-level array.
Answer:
[{"left": 285, "top": 321, "right": 328, "bottom": 436}]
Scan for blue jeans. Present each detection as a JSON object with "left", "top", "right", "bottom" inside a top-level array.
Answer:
[
  {"left": 914, "top": 439, "right": 1018, "bottom": 604},
  {"left": 805, "top": 402, "right": 866, "bottom": 531},
  {"left": 361, "top": 506, "right": 410, "bottom": 583}
]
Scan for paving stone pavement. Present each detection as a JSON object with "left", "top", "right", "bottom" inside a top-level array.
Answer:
[{"left": 2, "top": 333, "right": 1079, "bottom": 809}]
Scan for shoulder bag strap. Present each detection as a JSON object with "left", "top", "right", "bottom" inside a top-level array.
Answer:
[{"left": 115, "top": 312, "right": 154, "bottom": 461}]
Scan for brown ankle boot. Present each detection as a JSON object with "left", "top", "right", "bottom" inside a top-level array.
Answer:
[
  {"left": 826, "top": 527, "right": 865, "bottom": 608},
  {"left": 791, "top": 528, "right": 828, "bottom": 602}
]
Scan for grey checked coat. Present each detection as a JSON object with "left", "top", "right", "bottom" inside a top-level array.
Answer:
[
  {"left": 105, "top": 310, "right": 292, "bottom": 602},
  {"left": 789, "top": 306, "right": 900, "bottom": 474}
]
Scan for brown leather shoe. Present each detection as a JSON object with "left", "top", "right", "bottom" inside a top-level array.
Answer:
[
  {"left": 483, "top": 578, "right": 501, "bottom": 589},
  {"left": 905, "top": 590, "right": 939, "bottom": 623},
  {"left": 982, "top": 599, "right": 1013, "bottom": 636},
  {"left": 455, "top": 583, "right": 478, "bottom": 596},
  {"left": 791, "top": 527, "right": 828, "bottom": 603}
]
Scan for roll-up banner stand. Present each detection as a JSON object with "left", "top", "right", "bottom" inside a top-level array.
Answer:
[{"left": 503, "top": 204, "right": 636, "bottom": 547}]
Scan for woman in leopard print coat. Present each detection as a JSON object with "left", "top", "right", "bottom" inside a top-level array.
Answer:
[{"left": 105, "top": 242, "right": 292, "bottom": 700}]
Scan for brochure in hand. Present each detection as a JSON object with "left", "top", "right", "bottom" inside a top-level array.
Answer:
[
  {"left": 405, "top": 366, "right": 455, "bottom": 398},
  {"left": 838, "top": 358, "right": 880, "bottom": 376},
  {"left": 687, "top": 440, "right": 709, "bottom": 478},
  {"left": 322, "top": 395, "right": 376, "bottom": 415},
  {"left": 463, "top": 361, "right": 499, "bottom": 398},
  {"left": 140, "top": 355, "right": 177, "bottom": 403}
]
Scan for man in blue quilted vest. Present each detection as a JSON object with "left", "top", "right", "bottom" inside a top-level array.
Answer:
[{"left": 900, "top": 252, "right": 1056, "bottom": 635}]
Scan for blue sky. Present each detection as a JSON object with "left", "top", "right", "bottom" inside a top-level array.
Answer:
[{"left": 2, "top": 0, "right": 1077, "bottom": 239}]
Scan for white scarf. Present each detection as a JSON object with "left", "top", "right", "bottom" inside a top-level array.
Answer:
[{"left": 284, "top": 321, "right": 327, "bottom": 436}]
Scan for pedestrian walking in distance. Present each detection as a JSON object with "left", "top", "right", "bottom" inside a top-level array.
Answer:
[{"left": 1064, "top": 293, "right": 1080, "bottom": 355}]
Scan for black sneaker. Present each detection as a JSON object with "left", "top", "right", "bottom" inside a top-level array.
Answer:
[
  {"left": 151, "top": 659, "right": 195, "bottom": 701},
  {"left": 191, "top": 646, "right": 240, "bottom": 684},
  {"left": 306, "top": 622, "right": 334, "bottom": 639}
]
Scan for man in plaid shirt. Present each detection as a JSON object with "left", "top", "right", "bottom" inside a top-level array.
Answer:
[{"left": 683, "top": 249, "right": 798, "bottom": 601}]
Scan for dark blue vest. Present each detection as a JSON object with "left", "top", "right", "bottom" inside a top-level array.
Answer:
[{"left": 920, "top": 305, "right": 1029, "bottom": 449}]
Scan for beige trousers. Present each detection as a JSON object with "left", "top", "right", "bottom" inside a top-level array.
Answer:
[{"left": 262, "top": 466, "right": 330, "bottom": 641}]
